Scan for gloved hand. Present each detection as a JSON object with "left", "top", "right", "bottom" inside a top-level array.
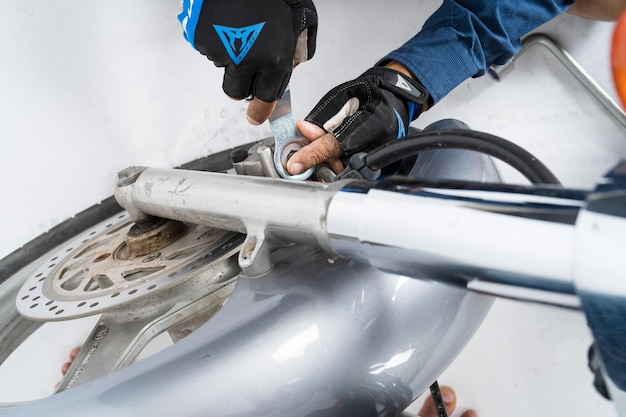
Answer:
[
  {"left": 178, "top": 0, "right": 317, "bottom": 124},
  {"left": 287, "top": 63, "right": 430, "bottom": 175}
]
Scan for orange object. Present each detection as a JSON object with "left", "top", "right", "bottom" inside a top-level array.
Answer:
[{"left": 613, "top": 11, "right": 626, "bottom": 108}]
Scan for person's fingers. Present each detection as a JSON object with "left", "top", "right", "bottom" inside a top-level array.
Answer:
[
  {"left": 57, "top": 347, "right": 82, "bottom": 390},
  {"left": 460, "top": 410, "right": 479, "bottom": 417},
  {"left": 61, "top": 347, "right": 81, "bottom": 375},
  {"left": 288, "top": 121, "right": 343, "bottom": 175},
  {"left": 418, "top": 385, "right": 457, "bottom": 417},
  {"left": 223, "top": 69, "right": 254, "bottom": 101},
  {"left": 318, "top": 155, "right": 344, "bottom": 174},
  {"left": 298, "top": 120, "right": 344, "bottom": 173},
  {"left": 69, "top": 347, "right": 80, "bottom": 361},
  {"left": 296, "top": 119, "right": 326, "bottom": 138},
  {"left": 253, "top": 70, "right": 290, "bottom": 103},
  {"left": 287, "top": 135, "right": 343, "bottom": 175},
  {"left": 61, "top": 361, "right": 71, "bottom": 375},
  {"left": 247, "top": 97, "right": 276, "bottom": 125}
]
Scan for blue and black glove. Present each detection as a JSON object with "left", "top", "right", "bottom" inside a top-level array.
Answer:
[
  {"left": 178, "top": 0, "right": 317, "bottom": 102},
  {"left": 305, "top": 66, "right": 430, "bottom": 155}
]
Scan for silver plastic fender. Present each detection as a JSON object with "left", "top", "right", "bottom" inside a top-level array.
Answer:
[{"left": 2, "top": 245, "right": 493, "bottom": 417}]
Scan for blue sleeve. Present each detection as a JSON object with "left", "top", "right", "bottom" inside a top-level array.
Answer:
[{"left": 383, "top": 0, "right": 575, "bottom": 104}]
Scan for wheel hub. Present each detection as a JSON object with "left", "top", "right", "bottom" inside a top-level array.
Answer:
[{"left": 16, "top": 212, "right": 244, "bottom": 321}]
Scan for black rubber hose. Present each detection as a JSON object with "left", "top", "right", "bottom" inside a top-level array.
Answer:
[{"left": 364, "top": 129, "right": 561, "bottom": 185}]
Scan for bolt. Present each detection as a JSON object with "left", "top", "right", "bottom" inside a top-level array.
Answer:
[
  {"left": 286, "top": 150, "right": 298, "bottom": 161},
  {"left": 93, "top": 324, "right": 110, "bottom": 341},
  {"left": 116, "top": 166, "right": 148, "bottom": 187},
  {"left": 142, "top": 252, "right": 161, "bottom": 263}
]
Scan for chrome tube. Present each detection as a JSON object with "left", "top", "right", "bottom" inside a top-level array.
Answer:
[{"left": 327, "top": 179, "right": 587, "bottom": 297}]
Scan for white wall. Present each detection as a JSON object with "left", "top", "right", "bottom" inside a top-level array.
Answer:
[{"left": 0, "top": 1, "right": 624, "bottom": 416}]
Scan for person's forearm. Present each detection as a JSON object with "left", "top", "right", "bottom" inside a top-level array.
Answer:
[
  {"left": 567, "top": 0, "right": 626, "bottom": 21},
  {"left": 384, "top": 61, "right": 432, "bottom": 110},
  {"left": 382, "top": 0, "right": 574, "bottom": 105}
]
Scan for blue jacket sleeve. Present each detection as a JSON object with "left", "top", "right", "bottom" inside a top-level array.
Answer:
[{"left": 383, "top": 0, "right": 575, "bottom": 104}]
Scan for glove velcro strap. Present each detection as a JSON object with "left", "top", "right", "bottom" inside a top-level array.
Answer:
[{"left": 362, "top": 67, "right": 429, "bottom": 106}]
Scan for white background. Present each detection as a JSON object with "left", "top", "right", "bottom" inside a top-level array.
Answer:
[{"left": 0, "top": 1, "right": 625, "bottom": 416}]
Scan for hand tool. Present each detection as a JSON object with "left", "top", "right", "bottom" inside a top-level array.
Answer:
[{"left": 268, "top": 87, "right": 314, "bottom": 180}]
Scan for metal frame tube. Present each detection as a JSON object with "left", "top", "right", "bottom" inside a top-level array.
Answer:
[{"left": 489, "top": 33, "right": 626, "bottom": 128}]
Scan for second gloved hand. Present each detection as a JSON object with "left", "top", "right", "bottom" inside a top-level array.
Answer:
[
  {"left": 178, "top": 0, "right": 317, "bottom": 124},
  {"left": 288, "top": 65, "right": 430, "bottom": 175}
]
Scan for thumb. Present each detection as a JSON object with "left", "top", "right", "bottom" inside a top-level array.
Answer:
[
  {"left": 297, "top": 119, "right": 326, "bottom": 139},
  {"left": 287, "top": 133, "right": 343, "bottom": 175},
  {"left": 286, "top": 121, "right": 344, "bottom": 175},
  {"left": 246, "top": 98, "right": 276, "bottom": 125}
]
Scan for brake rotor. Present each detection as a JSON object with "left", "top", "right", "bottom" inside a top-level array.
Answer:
[{"left": 16, "top": 212, "right": 244, "bottom": 321}]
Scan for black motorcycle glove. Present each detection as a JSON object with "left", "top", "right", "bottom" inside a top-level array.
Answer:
[
  {"left": 178, "top": 0, "right": 317, "bottom": 102},
  {"left": 305, "top": 66, "right": 430, "bottom": 156}
]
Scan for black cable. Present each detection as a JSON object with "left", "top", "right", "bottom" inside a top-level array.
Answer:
[{"left": 364, "top": 129, "right": 561, "bottom": 185}]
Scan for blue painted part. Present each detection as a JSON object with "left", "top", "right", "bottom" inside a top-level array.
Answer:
[
  {"left": 213, "top": 22, "right": 265, "bottom": 65},
  {"left": 407, "top": 101, "right": 419, "bottom": 121},
  {"left": 580, "top": 292, "right": 626, "bottom": 391},
  {"left": 587, "top": 161, "right": 626, "bottom": 217},
  {"left": 178, "top": 0, "right": 205, "bottom": 50},
  {"left": 394, "top": 109, "right": 407, "bottom": 139}
]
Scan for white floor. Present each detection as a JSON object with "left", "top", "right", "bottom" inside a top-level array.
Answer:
[{"left": 0, "top": 1, "right": 624, "bottom": 416}]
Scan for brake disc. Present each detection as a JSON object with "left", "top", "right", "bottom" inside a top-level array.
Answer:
[{"left": 16, "top": 212, "right": 244, "bottom": 321}]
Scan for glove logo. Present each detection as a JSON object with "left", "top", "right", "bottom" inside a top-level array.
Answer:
[
  {"left": 213, "top": 22, "right": 265, "bottom": 65},
  {"left": 395, "top": 74, "right": 412, "bottom": 93}
]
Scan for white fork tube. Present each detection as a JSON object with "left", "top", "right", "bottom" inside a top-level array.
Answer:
[{"left": 327, "top": 184, "right": 583, "bottom": 295}]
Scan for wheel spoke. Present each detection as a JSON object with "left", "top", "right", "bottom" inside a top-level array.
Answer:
[
  {"left": 6, "top": 210, "right": 243, "bottom": 394},
  {"left": 55, "top": 256, "right": 240, "bottom": 392}
]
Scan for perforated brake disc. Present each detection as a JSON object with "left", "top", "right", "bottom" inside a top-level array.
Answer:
[{"left": 16, "top": 212, "right": 244, "bottom": 321}]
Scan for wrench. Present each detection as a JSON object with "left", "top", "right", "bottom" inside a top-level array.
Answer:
[{"left": 269, "top": 87, "right": 314, "bottom": 180}]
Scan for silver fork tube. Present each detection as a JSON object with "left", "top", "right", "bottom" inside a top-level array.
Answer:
[
  {"left": 114, "top": 166, "right": 343, "bottom": 254},
  {"left": 115, "top": 167, "right": 587, "bottom": 299},
  {"left": 114, "top": 167, "right": 344, "bottom": 249}
]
